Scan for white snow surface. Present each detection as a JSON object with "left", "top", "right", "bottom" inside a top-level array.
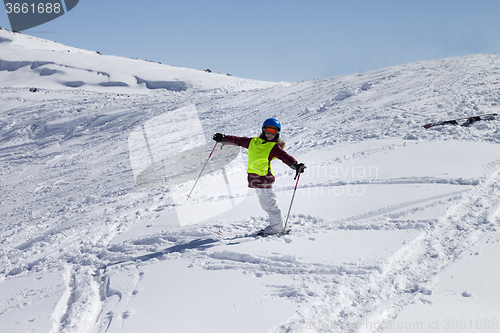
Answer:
[{"left": 1, "top": 28, "right": 500, "bottom": 333}]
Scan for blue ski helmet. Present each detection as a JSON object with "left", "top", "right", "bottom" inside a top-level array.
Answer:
[{"left": 262, "top": 118, "right": 281, "bottom": 130}]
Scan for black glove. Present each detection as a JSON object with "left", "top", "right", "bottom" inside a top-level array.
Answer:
[
  {"left": 213, "top": 133, "right": 225, "bottom": 142},
  {"left": 292, "top": 162, "right": 306, "bottom": 179}
]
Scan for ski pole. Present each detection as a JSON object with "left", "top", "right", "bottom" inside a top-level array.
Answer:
[
  {"left": 283, "top": 168, "right": 303, "bottom": 231},
  {"left": 186, "top": 142, "right": 218, "bottom": 202}
]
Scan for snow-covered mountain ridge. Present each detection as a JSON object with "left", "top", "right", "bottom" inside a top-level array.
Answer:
[
  {"left": 0, "top": 28, "right": 277, "bottom": 92},
  {"left": 1, "top": 29, "right": 500, "bottom": 333}
]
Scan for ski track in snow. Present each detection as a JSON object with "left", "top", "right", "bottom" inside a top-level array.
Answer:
[
  {"left": 310, "top": 167, "right": 500, "bottom": 333},
  {"left": 2, "top": 29, "right": 500, "bottom": 332}
]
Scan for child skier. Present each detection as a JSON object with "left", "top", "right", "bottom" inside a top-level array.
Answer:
[{"left": 213, "top": 118, "right": 305, "bottom": 235}]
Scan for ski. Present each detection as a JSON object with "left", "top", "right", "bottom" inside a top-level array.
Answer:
[
  {"left": 257, "top": 228, "right": 291, "bottom": 237},
  {"left": 423, "top": 113, "right": 497, "bottom": 128}
]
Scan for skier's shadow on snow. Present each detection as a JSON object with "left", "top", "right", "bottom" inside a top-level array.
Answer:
[{"left": 102, "top": 235, "right": 250, "bottom": 270}]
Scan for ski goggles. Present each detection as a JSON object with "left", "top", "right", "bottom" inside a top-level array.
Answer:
[{"left": 263, "top": 126, "right": 280, "bottom": 135}]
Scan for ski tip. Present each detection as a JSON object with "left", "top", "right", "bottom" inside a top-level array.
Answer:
[{"left": 423, "top": 123, "right": 434, "bottom": 129}]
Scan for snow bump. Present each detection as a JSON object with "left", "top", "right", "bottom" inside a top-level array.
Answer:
[{"left": 134, "top": 76, "right": 188, "bottom": 91}]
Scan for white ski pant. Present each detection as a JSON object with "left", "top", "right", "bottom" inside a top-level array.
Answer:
[{"left": 255, "top": 188, "right": 284, "bottom": 232}]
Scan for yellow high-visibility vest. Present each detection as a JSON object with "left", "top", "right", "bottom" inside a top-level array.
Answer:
[{"left": 247, "top": 137, "right": 277, "bottom": 176}]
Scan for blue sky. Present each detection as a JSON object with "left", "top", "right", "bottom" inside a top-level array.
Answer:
[{"left": 1, "top": 0, "right": 499, "bottom": 82}]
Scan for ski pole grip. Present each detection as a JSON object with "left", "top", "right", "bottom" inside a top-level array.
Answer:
[
  {"left": 293, "top": 163, "right": 305, "bottom": 180},
  {"left": 294, "top": 166, "right": 304, "bottom": 180}
]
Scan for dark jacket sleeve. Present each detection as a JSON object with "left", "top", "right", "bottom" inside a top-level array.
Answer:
[
  {"left": 222, "top": 135, "right": 252, "bottom": 149},
  {"left": 269, "top": 145, "right": 297, "bottom": 167}
]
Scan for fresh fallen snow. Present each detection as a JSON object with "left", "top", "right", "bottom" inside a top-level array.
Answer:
[
  {"left": 394, "top": 235, "right": 500, "bottom": 333},
  {"left": 1, "top": 28, "right": 500, "bottom": 332}
]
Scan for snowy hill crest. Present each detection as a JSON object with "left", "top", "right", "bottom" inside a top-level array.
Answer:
[{"left": 0, "top": 29, "right": 276, "bottom": 92}]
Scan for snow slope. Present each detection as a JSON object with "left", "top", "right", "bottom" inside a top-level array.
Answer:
[{"left": 1, "top": 28, "right": 500, "bottom": 333}]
